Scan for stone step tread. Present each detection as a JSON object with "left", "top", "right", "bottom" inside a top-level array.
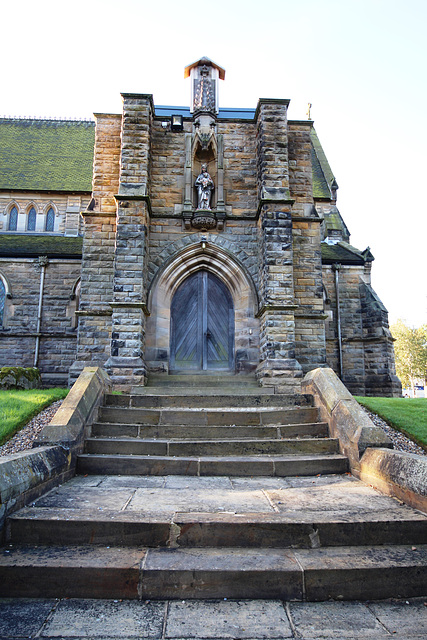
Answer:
[
  {"left": 97, "top": 406, "right": 320, "bottom": 427},
  {"left": 76, "top": 453, "right": 349, "bottom": 477},
  {"left": 85, "top": 436, "right": 337, "bottom": 444},
  {"left": 106, "top": 394, "right": 312, "bottom": 406},
  {"left": 8, "top": 507, "right": 427, "bottom": 548},
  {"left": 131, "top": 388, "right": 277, "bottom": 396},
  {"left": 84, "top": 437, "right": 339, "bottom": 458},
  {"left": 91, "top": 423, "right": 329, "bottom": 441},
  {"left": 1, "top": 544, "right": 426, "bottom": 600}
]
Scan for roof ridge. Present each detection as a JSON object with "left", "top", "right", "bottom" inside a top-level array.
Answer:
[{"left": 0, "top": 116, "right": 94, "bottom": 123}]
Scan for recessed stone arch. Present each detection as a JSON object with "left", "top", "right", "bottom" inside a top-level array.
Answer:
[
  {"left": 0, "top": 271, "right": 13, "bottom": 328},
  {"left": 145, "top": 242, "right": 260, "bottom": 374}
]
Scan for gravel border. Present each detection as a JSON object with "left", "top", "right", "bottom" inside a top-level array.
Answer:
[
  {"left": 360, "top": 405, "right": 426, "bottom": 456},
  {"left": 0, "top": 400, "right": 63, "bottom": 457}
]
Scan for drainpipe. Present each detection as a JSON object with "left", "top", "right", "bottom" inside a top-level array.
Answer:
[
  {"left": 34, "top": 256, "right": 49, "bottom": 368},
  {"left": 332, "top": 263, "right": 343, "bottom": 380}
]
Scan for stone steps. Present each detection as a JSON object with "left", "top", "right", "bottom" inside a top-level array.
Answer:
[
  {"left": 77, "top": 453, "right": 349, "bottom": 477},
  {"left": 106, "top": 393, "right": 313, "bottom": 408},
  {"left": 1, "top": 543, "right": 426, "bottom": 600},
  {"left": 4, "top": 381, "right": 427, "bottom": 601},
  {"left": 97, "top": 406, "right": 320, "bottom": 426},
  {"left": 8, "top": 506, "right": 427, "bottom": 548},
  {"left": 91, "top": 421, "right": 329, "bottom": 440},
  {"left": 84, "top": 436, "right": 340, "bottom": 457}
]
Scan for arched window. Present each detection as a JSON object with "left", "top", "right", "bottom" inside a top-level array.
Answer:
[
  {"left": 45, "top": 207, "right": 55, "bottom": 232},
  {"left": 8, "top": 206, "right": 18, "bottom": 231},
  {"left": 27, "top": 206, "right": 37, "bottom": 231},
  {"left": 0, "top": 279, "right": 5, "bottom": 326}
]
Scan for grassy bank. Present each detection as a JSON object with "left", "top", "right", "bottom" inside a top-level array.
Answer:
[
  {"left": 0, "top": 388, "right": 69, "bottom": 446},
  {"left": 355, "top": 396, "right": 427, "bottom": 450}
]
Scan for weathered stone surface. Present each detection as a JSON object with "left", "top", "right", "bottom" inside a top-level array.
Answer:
[
  {"left": 360, "top": 447, "right": 427, "bottom": 513},
  {"left": 0, "top": 545, "right": 144, "bottom": 598},
  {"left": 43, "top": 598, "right": 166, "bottom": 638},
  {"left": 140, "top": 547, "right": 303, "bottom": 599},
  {"left": 165, "top": 599, "right": 292, "bottom": 638},
  {"left": 289, "top": 601, "right": 386, "bottom": 638},
  {"left": 302, "top": 367, "right": 392, "bottom": 474},
  {"left": 34, "top": 366, "right": 111, "bottom": 450}
]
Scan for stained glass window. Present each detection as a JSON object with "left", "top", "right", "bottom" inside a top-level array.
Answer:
[
  {"left": 28, "top": 207, "right": 37, "bottom": 231},
  {"left": 45, "top": 207, "right": 55, "bottom": 232},
  {"left": 8, "top": 206, "right": 18, "bottom": 231},
  {"left": 0, "top": 280, "right": 5, "bottom": 327}
]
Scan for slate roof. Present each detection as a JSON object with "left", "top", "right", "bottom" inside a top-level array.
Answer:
[
  {"left": 0, "top": 118, "right": 94, "bottom": 192},
  {"left": 321, "top": 241, "right": 374, "bottom": 265},
  {"left": 310, "top": 128, "right": 335, "bottom": 200},
  {"left": 0, "top": 234, "right": 83, "bottom": 258}
]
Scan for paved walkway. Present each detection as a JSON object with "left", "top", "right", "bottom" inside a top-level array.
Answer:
[{"left": 1, "top": 597, "right": 426, "bottom": 639}]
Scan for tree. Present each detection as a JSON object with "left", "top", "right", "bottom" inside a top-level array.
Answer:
[{"left": 390, "top": 320, "right": 427, "bottom": 396}]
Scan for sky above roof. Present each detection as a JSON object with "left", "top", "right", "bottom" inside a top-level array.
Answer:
[{"left": 3, "top": 0, "right": 426, "bottom": 327}]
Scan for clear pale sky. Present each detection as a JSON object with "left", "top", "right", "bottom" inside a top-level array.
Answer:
[{"left": 3, "top": 0, "right": 426, "bottom": 327}]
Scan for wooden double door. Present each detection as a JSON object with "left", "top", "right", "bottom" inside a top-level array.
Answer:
[{"left": 170, "top": 271, "right": 234, "bottom": 372}]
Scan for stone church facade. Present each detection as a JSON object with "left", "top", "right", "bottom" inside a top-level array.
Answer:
[{"left": 0, "top": 58, "right": 401, "bottom": 396}]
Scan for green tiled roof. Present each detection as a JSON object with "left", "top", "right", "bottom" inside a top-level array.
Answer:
[
  {"left": 0, "top": 234, "right": 83, "bottom": 258},
  {"left": 0, "top": 118, "right": 94, "bottom": 192},
  {"left": 321, "top": 241, "right": 373, "bottom": 265},
  {"left": 311, "top": 128, "right": 335, "bottom": 200}
]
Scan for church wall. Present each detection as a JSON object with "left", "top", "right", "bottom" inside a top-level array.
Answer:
[
  {"left": 92, "top": 114, "right": 122, "bottom": 214},
  {"left": 0, "top": 193, "right": 90, "bottom": 235},
  {"left": 288, "top": 123, "right": 315, "bottom": 214},
  {"left": 0, "top": 257, "right": 81, "bottom": 385},
  {"left": 219, "top": 121, "right": 257, "bottom": 215}
]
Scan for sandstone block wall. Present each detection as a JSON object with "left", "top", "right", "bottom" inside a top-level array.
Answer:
[{"left": 0, "top": 258, "right": 81, "bottom": 385}]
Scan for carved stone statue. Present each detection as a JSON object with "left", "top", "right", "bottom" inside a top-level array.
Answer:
[{"left": 195, "top": 164, "right": 214, "bottom": 210}]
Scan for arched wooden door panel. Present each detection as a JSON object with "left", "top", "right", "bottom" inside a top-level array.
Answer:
[{"left": 170, "top": 271, "right": 234, "bottom": 372}]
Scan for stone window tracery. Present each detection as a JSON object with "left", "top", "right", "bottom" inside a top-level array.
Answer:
[
  {"left": 8, "top": 205, "right": 18, "bottom": 231},
  {"left": 27, "top": 206, "right": 37, "bottom": 231},
  {"left": 45, "top": 207, "right": 55, "bottom": 232}
]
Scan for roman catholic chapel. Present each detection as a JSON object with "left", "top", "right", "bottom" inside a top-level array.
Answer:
[{"left": 0, "top": 57, "right": 401, "bottom": 396}]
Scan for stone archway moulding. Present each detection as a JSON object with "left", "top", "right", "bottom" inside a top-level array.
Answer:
[{"left": 145, "top": 242, "right": 260, "bottom": 373}]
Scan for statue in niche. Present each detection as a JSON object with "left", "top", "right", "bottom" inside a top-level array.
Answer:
[
  {"left": 195, "top": 163, "right": 214, "bottom": 210},
  {"left": 193, "top": 64, "right": 216, "bottom": 112}
]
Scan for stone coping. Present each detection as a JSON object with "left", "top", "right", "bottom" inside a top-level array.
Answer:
[
  {"left": 303, "top": 368, "right": 427, "bottom": 514},
  {"left": 0, "top": 366, "right": 111, "bottom": 536}
]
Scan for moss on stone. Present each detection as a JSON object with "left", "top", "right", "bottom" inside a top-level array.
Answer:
[{"left": 0, "top": 367, "right": 41, "bottom": 389}]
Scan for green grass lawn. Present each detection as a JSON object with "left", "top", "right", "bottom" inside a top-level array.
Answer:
[
  {"left": 355, "top": 396, "right": 427, "bottom": 450},
  {"left": 0, "top": 388, "right": 69, "bottom": 446}
]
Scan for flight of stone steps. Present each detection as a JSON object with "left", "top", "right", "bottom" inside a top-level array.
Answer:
[{"left": 1, "top": 375, "right": 427, "bottom": 600}]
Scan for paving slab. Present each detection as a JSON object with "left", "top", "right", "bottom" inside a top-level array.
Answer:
[
  {"left": 165, "top": 599, "right": 292, "bottom": 638},
  {"left": 267, "top": 482, "right": 419, "bottom": 513},
  {"left": 0, "top": 598, "right": 426, "bottom": 639},
  {"left": 42, "top": 598, "right": 166, "bottom": 638},
  {"left": 369, "top": 600, "right": 427, "bottom": 636},
  {"left": 164, "top": 476, "right": 233, "bottom": 489},
  {"left": 99, "top": 475, "right": 167, "bottom": 489},
  {"left": 127, "top": 487, "right": 273, "bottom": 514},
  {"left": 34, "top": 487, "right": 135, "bottom": 510},
  {"left": 0, "top": 598, "right": 57, "bottom": 637},
  {"left": 288, "top": 601, "right": 387, "bottom": 638}
]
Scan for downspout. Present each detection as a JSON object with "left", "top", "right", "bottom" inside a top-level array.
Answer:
[
  {"left": 332, "top": 263, "right": 343, "bottom": 380},
  {"left": 34, "top": 256, "right": 49, "bottom": 368}
]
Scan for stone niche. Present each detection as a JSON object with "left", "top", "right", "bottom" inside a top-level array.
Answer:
[{"left": 182, "top": 117, "right": 226, "bottom": 231}]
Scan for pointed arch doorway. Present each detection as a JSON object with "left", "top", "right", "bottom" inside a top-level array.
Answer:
[{"left": 170, "top": 270, "right": 234, "bottom": 372}]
